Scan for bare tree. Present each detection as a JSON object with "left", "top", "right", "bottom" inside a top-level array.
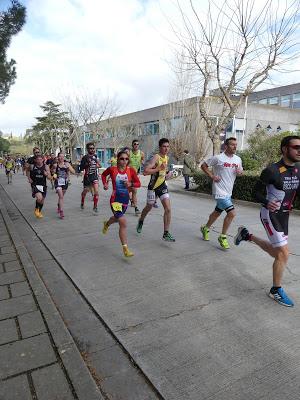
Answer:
[
  {"left": 166, "top": 0, "right": 300, "bottom": 153},
  {"left": 61, "top": 88, "right": 121, "bottom": 155}
]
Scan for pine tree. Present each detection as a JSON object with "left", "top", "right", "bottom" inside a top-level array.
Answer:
[{"left": 0, "top": 1, "right": 26, "bottom": 103}]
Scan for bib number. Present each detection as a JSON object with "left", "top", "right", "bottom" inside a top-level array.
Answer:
[
  {"left": 58, "top": 177, "right": 66, "bottom": 186},
  {"left": 112, "top": 202, "right": 122, "bottom": 212},
  {"left": 36, "top": 185, "right": 44, "bottom": 193}
]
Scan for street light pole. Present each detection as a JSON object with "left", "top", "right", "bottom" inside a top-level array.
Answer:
[{"left": 241, "top": 96, "right": 248, "bottom": 150}]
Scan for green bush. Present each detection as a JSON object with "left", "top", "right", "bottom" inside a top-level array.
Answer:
[
  {"left": 192, "top": 171, "right": 300, "bottom": 209},
  {"left": 237, "top": 149, "right": 260, "bottom": 171}
]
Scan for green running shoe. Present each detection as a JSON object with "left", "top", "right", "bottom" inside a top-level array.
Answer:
[
  {"left": 162, "top": 231, "right": 176, "bottom": 242},
  {"left": 136, "top": 219, "right": 143, "bottom": 233},
  {"left": 218, "top": 234, "right": 230, "bottom": 249},
  {"left": 200, "top": 225, "right": 210, "bottom": 241}
]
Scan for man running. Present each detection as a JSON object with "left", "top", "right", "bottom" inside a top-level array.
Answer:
[
  {"left": 129, "top": 139, "right": 145, "bottom": 215},
  {"left": 102, "top": 150, "right": 141, "bottom": 257},
  {"left": 4, "top": 155, "right": 15, "bottom": 184},
  {"left": 52, "top": 152, "right": 75, "bottom": 219},
  {"left": 46, "top": 153, "right": 57, "bottom": 189},
  {"left": 136, "top": 138, "right": 175, "bottom": 242},
  {"left": 27, "top": 154, "right": 50, "bottom": 218},
  {"left": 234, "top": 135, "right": 300, "bottom": 307},
  {"left": 79, "top": 142, "right": 101, "bottom": 212},
  {"left": 200, "top": 137, "right": 243, "bottom": 249}
]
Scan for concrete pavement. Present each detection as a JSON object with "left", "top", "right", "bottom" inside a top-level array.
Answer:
[{"left": 1, "top": 170, "right": 300, "bottom": 399}]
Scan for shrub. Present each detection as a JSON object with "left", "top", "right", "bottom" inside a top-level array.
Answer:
[{"left": 192, "top": 171, "right": 300, "bottom": 209}]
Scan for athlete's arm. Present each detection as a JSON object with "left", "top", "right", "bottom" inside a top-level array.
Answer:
[
  {"left": 79, "top": 156, "right": 87, "bottom": 172},
  {"left": 141, "top": 151, "right": 145, "bottom": 164},
  {"left": 254, "top": 167, "right": 279, "bottom": 211},
  {"left": 101, "top": 167, "right": 111, "bottom": 190},
  {"left": 143, "top": 155, "right": 162, "bottom": 176},
  {"left": 201, "top": 160, "right": 220, "bottom": 182},
  {"left": 44, "top": 165, "right": 51, "bottom": 179},
  {"left": 129, "top": 168, "right": 141, "bottom": 189},
  {"left": 67, "top": 163, "right": 76, "bottom": 174},
  {"left": 26, "top": 165, "right": 33, "bottom": 184}
]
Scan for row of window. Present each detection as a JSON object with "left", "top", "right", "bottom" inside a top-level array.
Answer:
[{"left": 253, "top": 93, "right": 300, "bottom": 108}]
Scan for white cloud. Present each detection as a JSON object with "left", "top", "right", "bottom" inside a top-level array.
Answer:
[{"left": 0, "top": 0, "right": 299, "bottom": 135}]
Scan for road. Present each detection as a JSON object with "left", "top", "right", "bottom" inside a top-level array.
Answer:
[{"left": 1, "top": 169, "right": 300, "bottom": 400}]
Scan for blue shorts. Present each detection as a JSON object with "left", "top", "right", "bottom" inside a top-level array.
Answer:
[
  {"left": 215, "top": 197, "right": 234, "bottom": 213},
  {"left": 110, "top": 203, "right": 128, "bottom": 219}
]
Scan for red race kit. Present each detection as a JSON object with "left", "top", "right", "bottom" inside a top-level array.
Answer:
[{"left": 102, "top": 166, "right": 141, "bottom": 218}]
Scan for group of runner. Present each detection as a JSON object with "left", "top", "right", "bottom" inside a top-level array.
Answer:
[
  {"left": 2, "top": 154, "right": 26, "bottom": 183},
  {"left": 4, "top": 134, "right": 300, "bottom": 308}
]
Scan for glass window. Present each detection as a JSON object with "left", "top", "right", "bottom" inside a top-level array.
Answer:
[
  {"left": 258, "top": 98, "right": 268, "bottom": 104},
  {"left": 142, "top": 121, "right": 159, "bottom": 135},
  {"left": 281, "top": 95, "right": 291, "bottom": 107},
  {"left": 269, "top": 96, "right": 279, "bottom": 105},
  {"left": 293, "top": 93, "right": 300, "bottom": 109}
]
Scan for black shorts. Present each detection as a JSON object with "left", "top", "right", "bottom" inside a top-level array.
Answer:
[
  {"left": 147, "top": 183, "right": 169, "bottom": 204},
  {"left": 83, "top": 174, "right": 98, "bottom": 188},
  {"left": 5, "top": 169, "right": 11, "bottom": 175},
  {"left": 31, "top": 184, "right": 47, "bottom": 198},
  {"left": 55, "top": 183, "right": 69, "bottom": 191},
  {"left": 260, "top": 208, "right": 289, "bottom": 248}
]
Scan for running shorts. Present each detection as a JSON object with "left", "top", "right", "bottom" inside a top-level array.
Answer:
[
  {"left": 83, "top": 174, "right": 98, "bottom": 188},
  {"left": 31, "top": 184, "right": 47, "bottom": 198},
  {"left": 215, "top": 196, "right": 234, "bottom": 213},
  {"left": 5, "top": 169, "right": 11, "bottom": 175},
  {"left": 147, "top": 183, "right": 169, "bottom": 205},
  {"left": 260, "top": 207, "right": 289, "bottom": 248},
  {"left": 110, "top": 202, "right": 127, "bottom": 219},
  {"left": 55, "top": 182, "right": 68, "bottom": 191}
]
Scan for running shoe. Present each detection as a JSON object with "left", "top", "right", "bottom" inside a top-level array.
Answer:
[
  {"left": 37, "top": 211, "right": 43, "bottom": 219},
  {"left": 57, "top": 207, "right": 60, "bottom": 214},
  {"left": 162, "top": 232, "right": 176, "bottom": 242},
  {"left": 123, "top": 245, "right": 134, "bottom": 257},
  {"left": 200, "top": 225, "right": 210, "bottom": 241},
  {"left": 218, "top": 234, "right": 230, "bottom": 249},
  {"left": 93, "top": 207, "right": 98, "bottom": 213},
  {"left": 136, "top": 220, "right": 143, "bottom": 233},
  {"left": 234, "top": 226, "right": 249, "bottom": 246},
  {"left": 153, "top": 202, "right": 159, "bottom": 208},
  {"left": 130, "top": 200, "right": 134, "bottom": 208},
  {"left": 80, "top": 203, "right": 84, "bottom": 210},
  {"left": 268, "top": 287, "right": 294, "bottom": 307},
  {"left": 59, "top": 210, "right": 64, "bottom": 219},
  {"left": 102, "top": 221, "right": 109, "bottom": 235},
  {"left": 34, "top": 208, "right": 40, "bottom": 218},
  {"left": 135, "top": 207, "right": 141, "bottom": 216}
]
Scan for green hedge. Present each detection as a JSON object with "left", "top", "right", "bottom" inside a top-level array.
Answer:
[{"left": 192, "top": 172, "right": 300, "bottom": 210}]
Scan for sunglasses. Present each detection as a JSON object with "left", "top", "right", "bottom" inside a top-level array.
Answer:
[
  {"left": 133, "top": 143, "right": 139, "bottom": 146},
  {"left": 119, "top": 157, "right": 129, "bottom": 161},
  {"left": 88, "top": 147, "right": 95, "bottom": 150},
  {"left": 289, "top": 145, "right": 300, "bottom": 150}
]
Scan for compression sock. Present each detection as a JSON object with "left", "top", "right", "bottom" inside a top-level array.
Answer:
[
  {"left": 93, "top": 194, "right": 99, "bottom": 208},
  {"left": 81, "top": 192, "right": 86, "bottom": 205},
  {"left": 35, "top": 201, "right": 39, "bottom": 210}
]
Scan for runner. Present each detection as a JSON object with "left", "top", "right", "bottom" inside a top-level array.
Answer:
[
  {"left": 4, "top": 155, "right": 15, "bottom": 184},
  {"left": 26, "top": 154, "right": 50, "bottom": 218},
  {"left": 52, "top": 152, "right": 76, "bottom": 219},
  {"left": 46, "top": 153, "right": 57, "bottom": 190},
  {"left": 200, "top": 137, "right": 243, "bottom": 249},
  {"left": 129, "top": 139, "right": 144, "bottom": 216},
  {"left": 234, "top": 135, "right": 300, "bottom": 307},
  {"left": 79, "top": 142, "right": 101, "bottom": 212},
  {"left": 136, "top": 138, "right": 175, "bottom": 242},
  {"left": 102, "top": 150, "right": 141, "bottom": 257},
  {"left": 109, "top": 152, "right": 117, "bottom": 167}
]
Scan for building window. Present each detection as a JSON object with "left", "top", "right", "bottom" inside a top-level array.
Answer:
[
  {"left": 258, "top": 98, "right": 268, "bottom": 104},
  {"left": 280, "top": 95, "right": 291, "bottom": 108},
  {"left": 142, "top": 121, "right": 159, "bottom": 136},
  {"left": 292, "top": 93, "right": 300, "bottom": 109},
  {"left": 269, "top": 96, "right": 279, "bottom": 105}
]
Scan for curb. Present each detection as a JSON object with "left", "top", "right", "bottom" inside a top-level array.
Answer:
[{"left": 0, "top": 190, "right": 104, "bottom": 400}]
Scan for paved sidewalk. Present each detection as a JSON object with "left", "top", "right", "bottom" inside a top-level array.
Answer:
[{"left": 0, "top": 198, "right": 103, "bottom": 400}]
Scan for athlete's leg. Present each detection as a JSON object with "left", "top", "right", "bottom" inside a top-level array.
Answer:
[
  {"left": 161, "top": 197, "right": 171, "bottom": 232},
  {"left": 81, "top": 187, "right": 89, "bottom": 206},
  {"left": 249, "top": 235, "right": 277, "bottom": 257},
  {"left": 140, "top": 203, "right": 153, "bottom": 222},
  {"left": 57, "top": 188, "right": 64, "bottom": 211},
  {"left": 118, "top": 216, "right": 127, "bottom": 245},
  {"left": 222, "top": 209, "right": 236, "bottom": 234},
  {"left": 205, "top": 210, "right": 221, "bottom": 228},
  {"left": 131, "top": 187, "right": 137, "bottom": 207},
  {"left": 92, "top": 183, "right": 99, "bottom": 210}
]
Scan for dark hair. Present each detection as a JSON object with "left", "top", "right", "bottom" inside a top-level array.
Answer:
[
  {"left": 280, "top": 135, "right": 300, "bottom": 153},
  {"left": 225, "top": 137, "right": 237, "bottom": 146},
  {"left": 57, "top": 152, "right": 64, "bottom": 157},
  {"left": 121, "top": 147, "right": 130, "bottom": 153},
  {"left": 117, "top": 151, "right": 129, "bottom": 160},
  {"left": 33, "top": 147, "right": 40, "bottom": 152},
  {"left": 184, "top": 149, "right": 189, "bottom": 154},
  {"left": 86, "top": 142, "right": 95, "bottom": 149},
  {"left": 132, "top": 139, "right": 139, "bottom": 146},
  {"left": 159, "top": 138, "right": 169, "bottom": 147}
]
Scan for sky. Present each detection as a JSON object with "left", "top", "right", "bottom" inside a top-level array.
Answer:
[{"left": 0, "top": 0, "right": 299, "bottom": 136}]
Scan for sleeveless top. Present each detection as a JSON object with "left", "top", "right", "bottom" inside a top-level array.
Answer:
[
  {"left": 55, "top": 162, "right": 69, "bottom": 186},
  {"left": 129, "top": 150, "right": 142, "bottom": 172},
  {"left": 30, "top": 164, "right": 47, "bottom": 186},
  {"left": 148, "top": 154, "right": 169, "bottom": 190}
]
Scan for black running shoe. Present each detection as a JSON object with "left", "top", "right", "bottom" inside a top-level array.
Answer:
[{"left": 234, "top": 226, "right": 249, "bottom": 245}]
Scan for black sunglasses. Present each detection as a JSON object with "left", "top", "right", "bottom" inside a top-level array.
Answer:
[
  {"left": 289, "top": 145, "right": 300, "bottom": 150},
  {"left": 119, "top": 157, "right": 129, "bottom": 161},
  {"left": 133, "top": 143, "right": 139, "bottom": 146}
]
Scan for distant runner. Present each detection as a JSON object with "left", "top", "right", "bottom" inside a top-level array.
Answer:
[
  {"left": 27, "top": 154, "right": 50, "bottom": 218},
  {"left": 129, "top": 139, "right": 144, "bottom": 215}
]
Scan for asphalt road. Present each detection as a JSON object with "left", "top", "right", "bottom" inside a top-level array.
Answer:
[{"left": 1, "top": 169, "right": 300, "bottom": 400}]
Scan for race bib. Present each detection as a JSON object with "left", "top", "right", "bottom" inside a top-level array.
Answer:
[
  {"left": 36, "top": 185, "right": 44, "bottom": 193},
  {"left": 111, "top": 202, "right": 122, "bottom": 212},
  {"left": 58, "top": 177, "right": 66, "bottom": 186}
]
